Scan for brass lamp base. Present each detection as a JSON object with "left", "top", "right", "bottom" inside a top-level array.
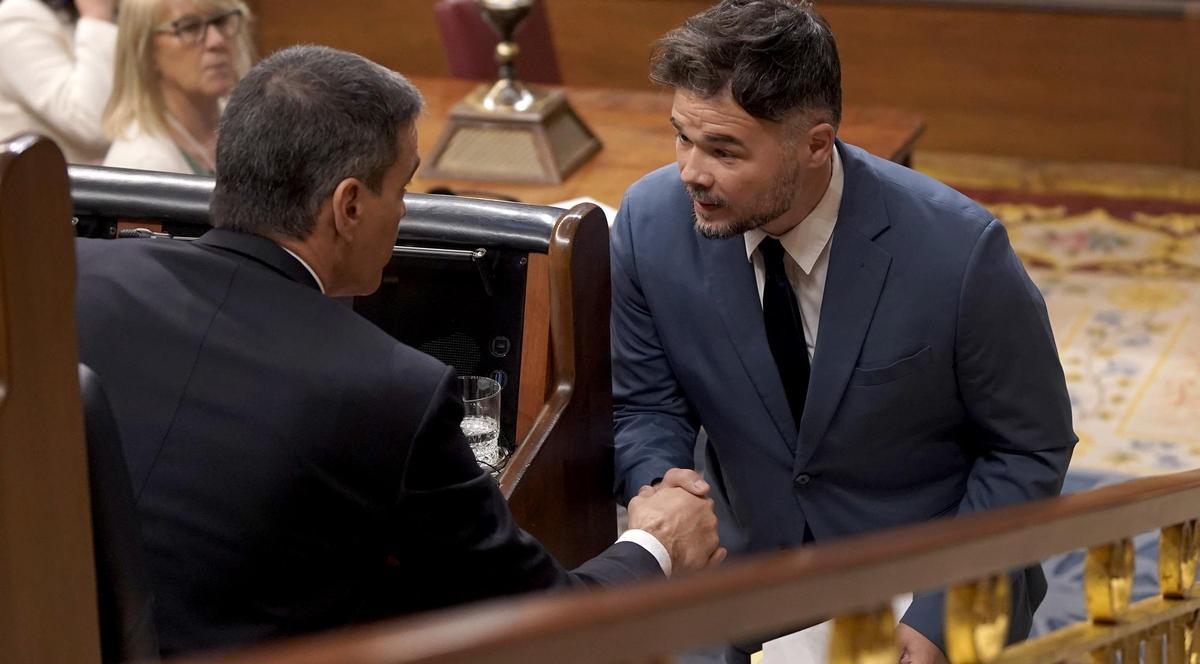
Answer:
[{"left": 423, "top": 85, "right": 601, "bottom": 185}]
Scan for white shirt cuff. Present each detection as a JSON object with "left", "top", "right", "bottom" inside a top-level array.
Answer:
[{"left": 617, "top": 528, "right": 671, "bottom": 578}]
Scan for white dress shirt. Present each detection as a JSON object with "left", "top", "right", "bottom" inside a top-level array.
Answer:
[
  {"left": 743, "top": 147, "right": 844, "bottom": 361},
  {"left": 617, "top": 528, "right": 672, "bottom": 576},
  {"left": 0, "top": 0, "right": 116, "bottom": 163},
  {"left": 279, "top": 246, "right": 326, "bottom": 293}
]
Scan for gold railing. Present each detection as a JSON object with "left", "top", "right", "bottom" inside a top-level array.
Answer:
[
  {"left": 815, "top": 523, "right": 1200, "bottom": 663},
  {"left": 993, "top": 522, "right": 1200, "bottom": 663},
  {"left": 174, "top": 469, "right": 1200, "bottom": 664}
]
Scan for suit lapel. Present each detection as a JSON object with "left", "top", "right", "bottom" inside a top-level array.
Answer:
[
  {"left": 795, "top": 143, "right": 892, "bottom": 471},
  {"left": 194, "top": 228, "right": 322, "bottom": 292},
  {"left": 700, "top": 233, "right": 798, "bottom": 453}
]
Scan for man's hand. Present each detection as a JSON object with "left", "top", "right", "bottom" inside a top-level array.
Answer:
[
  {"left": 628, "top": 483, "right": 725, "bottom": 574},
  {"left": 76, "top": 0, "right": 117, "bottom": 22},
  {"left": 645, "top": 467, "right": 711, "bottom": 497},
  {"left": 895, "top": 624, "right": 948, "bottom": 664}
]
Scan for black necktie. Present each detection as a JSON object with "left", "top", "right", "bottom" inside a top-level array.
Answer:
[{"left": 759, "top": 238, "right": 810, "bottom": 430}]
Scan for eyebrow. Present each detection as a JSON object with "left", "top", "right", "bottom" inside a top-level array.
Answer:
[
  {"left": 407, "top": 157, "right": 422, "bottom": 182},
  {"left": 669, "top": 116, "right": 747, "bottom": 148},
  {"left": 171, "top": 11, "right": 220, "bottom": 24}
]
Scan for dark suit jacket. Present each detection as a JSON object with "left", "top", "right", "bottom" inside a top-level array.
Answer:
[
  {"left": 610, "top": 142, "right": 1076, "bottom": 647},
  {"left": 75, "top": 229, "right": 659, "bottom": 656}
]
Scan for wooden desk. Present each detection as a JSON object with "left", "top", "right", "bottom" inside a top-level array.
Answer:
[{"left": 408, "top": 76, "right": 925, "bottom": 208}]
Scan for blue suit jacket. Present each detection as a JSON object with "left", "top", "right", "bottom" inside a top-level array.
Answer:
[{"left": 610, "top": 141, "right": 1076, "bottom": 647}]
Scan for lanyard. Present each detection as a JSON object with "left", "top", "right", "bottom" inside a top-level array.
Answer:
[{"left": 165, "top": 113, "right": 217, "bottom": 174}]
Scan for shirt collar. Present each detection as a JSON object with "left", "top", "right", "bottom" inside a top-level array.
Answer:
[
  {"left": 193, "top": 229, "right": 323, "bottom": 293},
  {"left": 279, "top": 246, "right": 326, "bottom": 294},
  {"left": 744, "top": 144, "right": 843, "bottom": 275}
]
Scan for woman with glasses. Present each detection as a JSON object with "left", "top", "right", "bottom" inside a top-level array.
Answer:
[
  {"left": 103, "top": 0, "right": 252, "bottom": 174},
  {"left": 0, "top": 0, "right": 117, "bottom": 163}
]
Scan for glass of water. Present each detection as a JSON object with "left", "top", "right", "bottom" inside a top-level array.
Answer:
[{"left": 458, "top": 375, "right": 502, "bottom": 473}]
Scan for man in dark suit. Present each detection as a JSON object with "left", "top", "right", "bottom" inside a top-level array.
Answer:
[
  {"left": 610, "top": 1, "right": 1076, "bottom": 661},
  {"left": 75, "top": 45, "right": 722, "bottom": 657}
]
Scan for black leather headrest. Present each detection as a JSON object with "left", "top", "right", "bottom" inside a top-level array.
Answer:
[{"left": 68, "top": 165, "right": 566, "bottom": 254}]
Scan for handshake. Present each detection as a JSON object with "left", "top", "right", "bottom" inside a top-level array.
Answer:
[{"left": 628, "top": 468, "right": 728, "bottom": 574}]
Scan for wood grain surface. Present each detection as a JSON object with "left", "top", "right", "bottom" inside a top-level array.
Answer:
[{"left": 248, "top": 0, "right": 1199, "bottom": 167}]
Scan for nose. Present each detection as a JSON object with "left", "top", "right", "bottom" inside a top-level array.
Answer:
[
  {"left": 678, "top": 150, "right": 714, "bottom": 190},
  {"left": 204, "top": 22, "right": 229, "bottom": 50}
]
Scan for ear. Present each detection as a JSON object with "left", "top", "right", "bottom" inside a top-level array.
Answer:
[
  {"left": 330, "top": 177, "right": 364, "bottom": 242},
  {"left": 805, "top": 122, "right": 836, "bottom": 167}
]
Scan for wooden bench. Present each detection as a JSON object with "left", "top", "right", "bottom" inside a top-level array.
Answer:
[{"left": 0, "top": 136, "right": 102, "bottom": 662}]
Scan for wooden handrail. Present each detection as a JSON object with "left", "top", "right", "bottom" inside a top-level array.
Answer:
[{"left": 175, "top": 469, "right": 1200, "bottom": 663}]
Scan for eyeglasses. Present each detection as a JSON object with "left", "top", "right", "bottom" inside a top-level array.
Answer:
[{"left": 154, "top": 9, "right": 243, "bottom": 46}]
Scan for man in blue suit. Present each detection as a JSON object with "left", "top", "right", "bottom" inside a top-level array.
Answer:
[{"left": 610, "top": 1, "right": 1076, "bottom": 661}]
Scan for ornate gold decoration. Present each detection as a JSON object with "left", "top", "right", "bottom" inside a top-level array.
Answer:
[
  {"left": 1148, "top": 624, "right": 1167, "bottom": 663},
  {"left": 829, "top": 605, "right": 895, "bottom": 664},
  {"left": 1120, "top": 635, "right": 1141, "bottom": 663},
  {"left": 984, "top": 203, "right": 1069, "bottom": 224},
  {"left": 1086, "top": 539, "right": 1136, "bottom": 622},
  {"left": 990, "top": 195, "right": 1200, "bottom": 279},
  {"left": 993, "top": 593, "right": 1200, "bottom": 662},
  {"left": 1106, "top": 282, "right": 1189, "bottom": 311},
  {"left": 1161, "top": 521, "right": 1200, "bottom": 599},
  {"left": 477, "top": 0, "right": 534, "bottom": 112},
  {"left": 946, "top": 574, "right": 1010, "bottom": 663},
  {"left": 1166, "top": 611, "right": 1200, "bottom": 664},
  {"left": 1133, "top": 211, "right": 1200, "bottom": 237}
]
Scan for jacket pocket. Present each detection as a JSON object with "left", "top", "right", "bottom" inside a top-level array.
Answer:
[{"left": 850, "top": 345, "right": 932, "bottom": 387}]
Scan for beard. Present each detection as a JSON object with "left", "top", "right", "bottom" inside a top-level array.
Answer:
[{"left": 690, "top": 158, "right": 801, "bottom": 240}]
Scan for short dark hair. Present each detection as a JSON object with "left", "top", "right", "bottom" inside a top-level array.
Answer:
[
  {"left": 211, "top": 45, "right": 424, "bottom": 239},
  {"left": 650, "top": 0, "right": 841, "bottom": 126}
]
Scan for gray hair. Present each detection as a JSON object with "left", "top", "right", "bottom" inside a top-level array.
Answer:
[
  {"left": 650, "top": 0, "right": 841, "bottom": 127},
  {"left": 211, "top": 45, "right": 424, "bottom": 238}
]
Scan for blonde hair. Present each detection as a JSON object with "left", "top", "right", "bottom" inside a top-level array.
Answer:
[{"left": 103, "top": 0, "right": 255, "bottom": 139}]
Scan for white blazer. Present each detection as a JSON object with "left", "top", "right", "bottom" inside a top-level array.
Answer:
[
  {"left": 104, "top": 124, "right": 195, "bottom": 174},
  {"left": 0, "top": 0, "right": 116, "bottom": 163}
]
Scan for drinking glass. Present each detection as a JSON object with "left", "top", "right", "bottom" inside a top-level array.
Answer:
[{"left": 458, "top": 375, "right": 503, "bottom": 472}]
